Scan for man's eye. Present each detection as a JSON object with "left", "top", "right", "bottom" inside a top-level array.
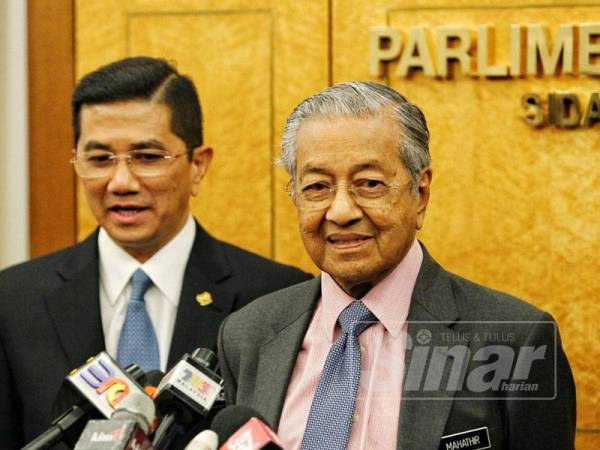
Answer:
[
  {"left": 301, "top": 182, "right": 331, "bottom": 200},
  {"left": 85, "top": 153, "right": 112, "bottom": 164},
  {"left": 356, "top": 179, "right": 384, "bottom": 189},
  {"left": 354, "top": 179, "right": 386, "bottom": 196},
  {"left": 302, "top": 182, "right": 330, "bottom": 192},
  {"left": 132, "top": 151, "right": 165, "bottom": 162}
]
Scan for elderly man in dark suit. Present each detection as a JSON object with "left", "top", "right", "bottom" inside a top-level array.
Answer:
[
  {"left": 218, "top": 82, "right": 576, "bottom": 449},
  {"left": 0, "top": 57, "right": 310, "bottom": 449}
]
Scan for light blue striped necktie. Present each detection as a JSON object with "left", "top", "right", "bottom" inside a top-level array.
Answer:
[
  {"left": 300, "top": 300, "right": 378, "bottom": 450},
  {"left": 116, "top": 268, "right": 160, "bottom": 371}
]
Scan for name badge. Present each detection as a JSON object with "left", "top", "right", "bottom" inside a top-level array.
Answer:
[{"left": 439, "top": 426, "right": 491, "bottom": 450}]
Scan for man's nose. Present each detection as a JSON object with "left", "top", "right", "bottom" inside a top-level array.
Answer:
[
  {"left": 107, "top": 160, "right": 140, "bottom": 193},
  {"left": 325, "top": 185, "right": 363, "bottom": 225}
]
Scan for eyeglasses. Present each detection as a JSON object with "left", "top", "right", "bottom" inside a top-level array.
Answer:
[
  {"left": 287, "top": 178, "right": 409, "bottom": 211},
  {"left": 70, "top": 149, "right": 191, "bottom": 179}
]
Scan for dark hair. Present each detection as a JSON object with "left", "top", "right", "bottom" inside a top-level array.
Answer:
[{"left": 72, "top": 56, "right": 203, "bottom": 156}]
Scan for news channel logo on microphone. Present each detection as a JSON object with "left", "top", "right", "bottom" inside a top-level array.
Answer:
[{"left": 68, "top": 352, "right": 150, "bottom": 418}]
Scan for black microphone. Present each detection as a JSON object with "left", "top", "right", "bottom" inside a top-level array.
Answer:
[
  {"left": 211, "top": 406, "right": 283, "bottom": 450},
  {"left": 21, "top": 403, "right": 95, "bottom": 450},
  {"left": 22, "top": 353, "right": 153, "bottom": 450},
  {"left": 151, "top": 348, "right": 223, "bottom": 450},
  {"left": 74, "top": 392, "right": 155, "bottom": 450}
]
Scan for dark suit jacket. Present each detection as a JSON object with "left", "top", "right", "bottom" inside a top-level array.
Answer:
[
  {"left": 0, "top": 222, "right": 311, "bottom": 449},
  {"left": 218, "top": 245, "right": 576, "bottom": 449}
]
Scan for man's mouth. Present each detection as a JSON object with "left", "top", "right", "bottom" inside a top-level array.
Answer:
[
  {"left": 327, "top": 234, "right": 372, "bottom": 249},
  {"left": 107, "top": 205, "right": 150, "bottom": 224},
  {"left": 108, "top": 205, "right": 149, "bottom": 214}
]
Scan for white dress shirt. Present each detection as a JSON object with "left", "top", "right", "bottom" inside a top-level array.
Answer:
[{"left": 98, "top": 215, "right": 195, "bottom": 371}]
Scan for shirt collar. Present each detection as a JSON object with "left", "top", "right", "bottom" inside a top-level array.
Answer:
[
  {"left": 98, "top": 216, "right": 196, "bottom": 306},
  {"left": 320, "top": 239, "right": 423, "bottom": 341}
]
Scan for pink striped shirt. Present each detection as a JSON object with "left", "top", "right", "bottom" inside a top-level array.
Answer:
[{"left": 277, "top": 240, "right": 423, "bottom": 450}]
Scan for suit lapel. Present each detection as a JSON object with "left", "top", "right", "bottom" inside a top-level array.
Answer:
[
  {"left": 168, "top": 223, "right": 235, "bottom": 368},
  {"left": 398, "top": 245, "right": 461, "bottom": 450},
  {"left": 244, "top": 247, "right": 460, "bottom": 445},
  {"left": 45, "top": 224, "right": 235, "bottom": 371},
  {"left": 253, "top": 278, "right": 321, "bottom": 429},
  {"left": 45, "top": 232, "right": 105, "bottom": 368}
]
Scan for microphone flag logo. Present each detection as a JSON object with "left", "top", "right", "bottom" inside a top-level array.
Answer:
[{"left": 68, "top": 352, "right": 149, "bottom": 417}]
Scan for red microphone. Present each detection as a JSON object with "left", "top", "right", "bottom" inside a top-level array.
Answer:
[
  {"left": 211, "top": 405, "right": 283, "bottom": 450},
  {"left": 219, "top": 417, "right": 283, "bottom": 450}
]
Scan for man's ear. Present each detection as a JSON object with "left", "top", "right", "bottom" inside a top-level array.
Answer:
[
  {"left": 415, "top": 167, "right": 432, "bottom": 230},
  {"left": 190, "top": 145, "right": 213, "bottom": 196}
]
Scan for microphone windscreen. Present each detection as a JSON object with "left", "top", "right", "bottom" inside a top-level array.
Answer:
[
  {"left": 111, "top": 392, "right": 156, "bottom": 434},
  {"left": 184, "top": 429, "right": 219, "bottom": 450},
  {"left": 210, "top": 405, "right": 269, "bottom": 445}
]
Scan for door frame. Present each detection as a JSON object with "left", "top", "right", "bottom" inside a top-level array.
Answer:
[{"left": 28, "top": 0, "right": 76, "bottom": 257}]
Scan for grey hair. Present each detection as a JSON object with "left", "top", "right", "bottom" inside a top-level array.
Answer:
[{"left": 278, "top": 81, "right": 430, "bottom": 194}]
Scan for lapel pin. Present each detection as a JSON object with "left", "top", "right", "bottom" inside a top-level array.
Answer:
[{"left": 195, "top": 291, "right": 213, "bottom": 306}]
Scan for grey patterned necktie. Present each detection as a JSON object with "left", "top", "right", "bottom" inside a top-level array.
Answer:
[
  {"left": 300, "top": 300, "right": 378, "bottom": 450},
  {"left": 116, "top": 268, "right": 160, "bottom": 371}
]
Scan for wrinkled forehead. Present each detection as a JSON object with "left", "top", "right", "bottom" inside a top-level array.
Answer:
[{"left": 295, "top": 114, "right": 405, "bottom": 177}]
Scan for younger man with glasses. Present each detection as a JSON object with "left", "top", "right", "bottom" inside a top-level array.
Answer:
[{"left": 0, "top": 56, "right": 310, "bottom": 449}]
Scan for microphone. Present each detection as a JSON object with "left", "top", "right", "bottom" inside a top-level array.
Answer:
[
  {"left": 211, "top": 406, "right": 283, "bottom": 450},
  {"left": 21, "top": 403, "right": 94, "bottom": 450},
  {"left": 183, "top": 430, "right": 219, "bottom": 450},
  {"left": 151, "top": 348, "right": 223, "bottom": 450},
  {"left": 142, "top": 370, "right": 166, "bottom": 400},
  {"left": 65, "top": 352, "right": 152, "bottom": 417},
  {"left": 74, "top": 392, "right": 155, "bottom": 450},
  {"left": 22, "top": 357, "right": 154, "bottom": 450}
]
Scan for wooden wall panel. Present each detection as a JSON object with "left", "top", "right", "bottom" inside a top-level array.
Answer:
[
  {"left": 272, "top": 1, "right": 329, "bottom": 271},
  {"left": 130, "top": 12, "right": 273, "bottom": 255},
  {"left": 28, "top": 0, "right": 75, "bottom": 257},
  {"left": 333, "top": 0, "right": 599, "bottom": 440},
  {"left": 75, "top": 0, "right": 328, "bottom": 264}
]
